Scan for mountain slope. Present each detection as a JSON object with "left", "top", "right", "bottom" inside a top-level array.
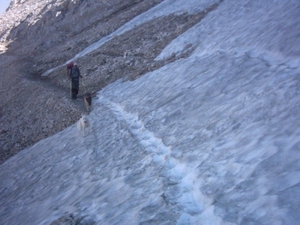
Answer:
[
  {"left": 1, "top": 0, "right": 211, "bottom": 163},
  {"left": 0, "top": 0, "right": 300, "bottom": 224}
]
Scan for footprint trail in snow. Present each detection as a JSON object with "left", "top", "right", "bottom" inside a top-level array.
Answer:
[{"left": 99, "top": 97, "right": 222, "bottom": 223}]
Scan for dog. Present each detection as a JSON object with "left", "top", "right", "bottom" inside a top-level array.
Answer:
[
  {"left": 83, "top": 92, "right": 92, "bottom": 113},
  {"left": 77, "top": 114, "right": 89, "bottom": 136}
]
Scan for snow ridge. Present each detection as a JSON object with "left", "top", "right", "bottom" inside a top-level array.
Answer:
[{"left": 99, "top": 96, "right": 223, "bottom": 224}]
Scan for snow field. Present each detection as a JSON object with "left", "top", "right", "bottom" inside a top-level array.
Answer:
[{"left": 1, "top": 0, "right": 300, "bottom": 224}]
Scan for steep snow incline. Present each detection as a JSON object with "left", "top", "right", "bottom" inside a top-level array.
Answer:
[
  {"left": 157, "top": 0, "right": 300, "bottom": 69},
  {"left": 1, "top": 0, "right": 300, "bottom": 224},
  {"left": 1, "top": 47, "right": 299, "bottom": 224},
  {"left": 99, "top": 50, "right": 300, "bottom": 224},
  {"left": 99, "top": 97, "right": 222, "bottom": 224}
]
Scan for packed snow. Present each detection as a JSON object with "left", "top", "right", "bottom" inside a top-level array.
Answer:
[{"left": 1, "top": 0, "right": 300, "bottom": 224}]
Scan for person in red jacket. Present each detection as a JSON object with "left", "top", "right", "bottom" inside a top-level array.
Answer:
[{"left": 69, "top": 62, "right": 82, "bottom": 99}]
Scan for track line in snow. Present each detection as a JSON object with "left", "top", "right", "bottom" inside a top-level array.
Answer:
[
  {"left": 99, "top": 97, "right": 223, "bottom": 223},
  {"left": 100, "top": 97, "right": 171, "bottom": 163}
]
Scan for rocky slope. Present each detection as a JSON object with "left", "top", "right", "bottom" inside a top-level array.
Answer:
[{"left": 0, "top": 0, "right": 221, "bottom": 164}]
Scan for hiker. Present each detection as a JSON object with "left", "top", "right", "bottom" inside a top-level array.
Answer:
[{"left": 69, "top": 62, "right": 82, "bottom": 99}]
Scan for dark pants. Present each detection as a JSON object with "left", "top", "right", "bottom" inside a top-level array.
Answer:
[{"left": 71, "top": 78, "right": 79, "bottom": 99}]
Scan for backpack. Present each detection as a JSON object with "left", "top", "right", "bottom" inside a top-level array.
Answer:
[{"left": 70, "top": 66, "right": 80, "bottom": 78}]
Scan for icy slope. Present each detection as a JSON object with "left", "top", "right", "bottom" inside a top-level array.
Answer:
[
  {"left": 1, "top": 0, "right": 300, "bottom": 224},
  {"left": 1, "top": 51, "right": 299, "bottom": 225},
  {"left": 157, "top": 0, "right": 300, "bottom": 65}
]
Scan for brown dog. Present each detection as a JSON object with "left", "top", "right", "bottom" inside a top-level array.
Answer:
[{"left": 84, "top": 92, "right": 92, "bottom": 113}]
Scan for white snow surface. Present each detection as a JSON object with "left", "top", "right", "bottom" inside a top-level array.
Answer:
[{"left": 1, "top": 0, "right": 300, "bottom": 224}]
